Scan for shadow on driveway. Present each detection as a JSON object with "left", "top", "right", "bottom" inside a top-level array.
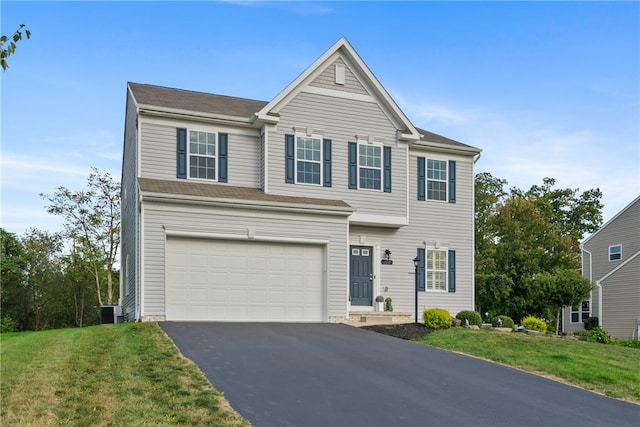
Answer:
[{"left": 160, "top": 322, "right": 639, "bottom": 427}]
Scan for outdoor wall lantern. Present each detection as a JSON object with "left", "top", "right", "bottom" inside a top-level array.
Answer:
[
  {"left": 413, "top": 256, "right": 420, "bottom": 324},
  {"left": 381, "top": 249, "right": 393, "bottom": 265}
]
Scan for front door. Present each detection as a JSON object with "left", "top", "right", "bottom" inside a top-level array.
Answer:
[{"left": 350, "top": 246, "right": 373, "bottom": 306}]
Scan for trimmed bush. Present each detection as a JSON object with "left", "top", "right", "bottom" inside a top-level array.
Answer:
[
  {"left": 521, "top": 316, "right": 547, "bottom": 333},
  {"left": 385, "top": 297, "right": 393, "bottom": 312},
  {"left": 423, "top": 308, "right": 452, "bottom": 330},
  {"left": 585, "top": 326, "right": 611, "bottom": 344},
  {"left": 491, "top": 315, "right": 514, "bottom": 329},
  {"left": 456, "top": 310, "right": 482, "bottom": 327},
  {"left": 584, "top": 316, "right": 599, "bottom": 330}
]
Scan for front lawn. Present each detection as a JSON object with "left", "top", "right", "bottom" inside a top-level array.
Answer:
[
  {"left": 418, "top": 328, "right": 640, "bottom": 403},
  {"left": 0, "top": 323, "right": 249, "bottom": 426}
]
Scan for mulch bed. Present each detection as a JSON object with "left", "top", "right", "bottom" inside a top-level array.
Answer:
[{"left": 361, "top": 323, "right": 434, "bottom": 341}]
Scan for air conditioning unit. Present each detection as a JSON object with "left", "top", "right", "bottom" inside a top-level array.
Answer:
[{"left": 100, "top": 305, "right": 122, "bottom": 324}]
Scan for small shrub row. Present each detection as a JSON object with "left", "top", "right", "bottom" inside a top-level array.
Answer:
[
  {"left": 584, "top": 316, "right": 599, "bottom": 330},
  {"left": 423, "top": 308, "right": 452, "bottom": 329}
]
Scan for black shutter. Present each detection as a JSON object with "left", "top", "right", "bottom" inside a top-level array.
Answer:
[
  {"left": 323, "top": 139, "right": 332, "bottom": 187},
  {"left": 218, "top": 133, "right": 228, "bottom": 183},
  {"left": 448, "top": 160, "right": 456, "bottom": 203},
  {"left": 448, "top": 250, "right": 456, "bottom": 292},
  {"left": 383, "top": 146, "right": 392, "bottom": 193},
  {"left": 417, "top": 248, "right": 425, "bottom": 292},
  {"left": 417, "top": 157, "right": 425, "bottom": 200},
  {"left": 285, "top": 134, "right": 295, "bottom": 184},
  {"left": 348, "top": 142, "right": 357, "bottom": 189},
  {"left": 176, "top": 128, "right": 187, "bottom": 179}
]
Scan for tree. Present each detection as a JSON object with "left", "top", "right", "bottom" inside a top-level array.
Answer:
[
  {"left": 1, "top": 228, "right": 27, "bottom": 331},
  {"left": 1, "top": 24, "right": 31, "bottom": 71},
  {"left": 474, "top": 175, "right": 603, "bottom": 330},
  {"left": 42, "top": 167, "right": 121, "bottom": 306}
]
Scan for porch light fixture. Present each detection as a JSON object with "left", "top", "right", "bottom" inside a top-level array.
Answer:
[
  {"left": 413, "top": 256, "right": 420, "bottom": 324},
  {"left": 385, "top": 249, "right": 392, "bottom": 260}
]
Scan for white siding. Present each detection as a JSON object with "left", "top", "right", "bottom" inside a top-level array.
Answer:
[
  {"left": 141, "top": 201, "right": 349, "bottom": 320},
  {"left": 267, "top": 91, "right": 408, "bottom": 219},
  {"left": 309, "top": 58, "right": 370, "bottom": 96},
  {"left": 139, "top": 118, "right": 262, "bottom": 188},
  {"left": 120, "top": 89, "right": 139, "bottom": 320}
]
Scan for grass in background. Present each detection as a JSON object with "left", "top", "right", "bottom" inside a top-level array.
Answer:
[
  {"left": 1, "top": 323, "right": 249, "bottom": 426},
  {"left": 419, "top": 328, "right": 640, "bottom": 403}
]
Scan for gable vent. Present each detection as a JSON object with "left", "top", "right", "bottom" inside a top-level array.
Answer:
[{"left": 335, "top": 63, "right": 345, "bottom": 85}]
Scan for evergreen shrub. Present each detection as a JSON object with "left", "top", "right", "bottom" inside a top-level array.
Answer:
[
  {"left": 492, "top": 315, "right": 515, "bottom": 329},
  {"left": 521, "top": 316, "right": 547, "bottom": 333},
  {"left": 423, "top": 308, "right": 452, "bottom": 329},
  {"left": 456, "top": 310, "right": 482, "bottom": 327}
]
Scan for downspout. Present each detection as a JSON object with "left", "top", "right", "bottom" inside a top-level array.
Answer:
[
  {"left": 473, "top": 152, "right": 481, "bottom": 164},
  {"left": 581, "top": 246, "right": 597, "bottom": 322}
]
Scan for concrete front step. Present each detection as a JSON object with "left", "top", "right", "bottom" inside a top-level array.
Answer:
[{"left": 345, "top": 311, "right": 413, "bottom": 326}]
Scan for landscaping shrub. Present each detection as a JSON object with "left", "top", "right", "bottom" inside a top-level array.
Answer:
[
  {"left": 385, "top": 297, "right": 393, "bottom": 312},
  {"left": 584, "top": 326, "right": 611, "bottom": 344},
  {"left": 610, "top": 339, "right": 640, "bottom": 349},
  {"left": 584, "top": 316, "right": 599, "bottom": 330},
  {"left": 521, "top": 316, "right": 547, "bottom": 333},
  {"left": 491, "top": 315, "right": 514, "bottom": 329},
  {"left": 423, "top": 308, "right": 452, "bottom": 330},
  {"left": 456, "top": 310, "right": 482, "bottom": 327}
]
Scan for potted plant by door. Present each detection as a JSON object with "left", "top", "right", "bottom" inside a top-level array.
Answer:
[{"left": 375, "top": 295, "right": 385, "bottom": 312}]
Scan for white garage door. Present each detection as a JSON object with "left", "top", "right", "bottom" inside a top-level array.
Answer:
[{"left": 165, "top": 238, "right": 324, "bottom": 321}]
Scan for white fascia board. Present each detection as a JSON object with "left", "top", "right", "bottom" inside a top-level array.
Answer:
[
  {"left": 141, "top": 191, "right": 353, "bottom": 217},
  {"left": 349, "top": 212, "right": 409, "bottom": 228},
  {"left": 581, "top": 196, "right": 640, "bottom": 246},
  {"left": 598, "top": 250, "right": 640, "bottom": 285},
  {"left": 137, "top": 104, "right": 257, "bottom": 128}
]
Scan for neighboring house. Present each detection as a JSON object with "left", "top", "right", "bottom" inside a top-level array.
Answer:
[
  {"left": 563, "top": 196, "right": 640, "bottom": 339},
  {"left": 120, "top": 37, "right": 481, "bottom": 323}
]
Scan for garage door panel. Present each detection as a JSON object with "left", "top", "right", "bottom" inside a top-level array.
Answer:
[{"left": 166, "top": 238, "right": 324, "bottom": 321}]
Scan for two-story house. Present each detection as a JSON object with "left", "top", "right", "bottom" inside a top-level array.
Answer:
[
  {"left": 120, "top": 37, "right": 481, "bottom": 323},
  {"left": 563, "top": 196, "right": 640, "bottom": 339}
]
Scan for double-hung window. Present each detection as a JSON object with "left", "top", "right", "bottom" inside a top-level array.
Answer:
[
  {"left": 571, "top": 300, "right": 590, "bottom": 323},
  {"left": 427, "top": 159, "right": 447, "bottom": 201},
  {"left": 296, "top": 136, "right": 322, "bottom": 185},
  {"left": 426, "top": 248, "right": 447, "bottom": 291},
  {"left": 189, "top": 130, "right": 216, "bottom": 180},
  {"left": 358, "top": 144, "right": 382, "bottom": 190},
  {"left": 609, "top": 245, "right": 622, "bottom": 261}
]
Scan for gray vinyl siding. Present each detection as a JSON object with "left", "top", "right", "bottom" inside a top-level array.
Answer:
[
  {"left": 268, "top": 91, "right": 408, "bottom": 218},
  {"left": 309, "top": 58, "right": 370, "bottom": 96},
  {"left": 139, "top": 119, "right": 261, "bottom": 188},
  {"left": 600, "top": 255, "right": 640, "bottom": 339},
  {"left": 578, "top": 198, "right": 640, "bottom": 338},
  {"left": 120, "top": 89, "right": 139, "bottom": 320},
  {"left": 348, "top": 151, "right": 476, "bottom": 319},
  {"left": 141, "top": 201, "right": 349, "bottom": 320}
]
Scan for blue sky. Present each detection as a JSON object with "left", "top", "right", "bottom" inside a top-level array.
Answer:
[{"left": 1, "top": 1, "right": 638, "bottom": 236}]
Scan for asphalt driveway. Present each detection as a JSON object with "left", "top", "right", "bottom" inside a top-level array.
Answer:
[{"left": 160, "top": 322, "right": 639, "bottom": 427}]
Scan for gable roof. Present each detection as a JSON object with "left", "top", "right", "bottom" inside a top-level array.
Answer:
[
  {"left": 255, "top": 37, "right": 421, "bottom": 141},
  {"left": 415, "top": 127, "right": 480, "bottom": 153},
  {"left": 129, "top": 82, "right": 268, "bottom": 120}
]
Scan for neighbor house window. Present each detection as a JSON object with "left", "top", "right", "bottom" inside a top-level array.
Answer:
[
  {"left": 189, "top": 130, "right": 216, "bottom": 180},
  {"left": 359, "top": 144, "right": 382, "bottom": 190},
  {"left": 427, "top": 159, "right": 447, "bottom": 201},
  {"left": 426, "top": 248, "right": 447, "bottom": 291},
  {"left": 296, "top": 135, "right": 322, "bottom": 185},
  {"left": 609, "top": 245, "right": 622, "bottom": 261},
  {"left": 571, "top": 300, "right": 590, "bottom": 323}
]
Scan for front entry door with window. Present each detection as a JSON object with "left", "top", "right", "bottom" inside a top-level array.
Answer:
[{"left": 350, "top": 246, "right": 373, "bottom": 306}]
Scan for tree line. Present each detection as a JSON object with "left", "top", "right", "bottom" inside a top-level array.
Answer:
[
  {"left": 1, "top": 168, "right": 119, "bottom": 331},
  {"left": 1, "top": 168, "right": 602, "bottom": 333}
]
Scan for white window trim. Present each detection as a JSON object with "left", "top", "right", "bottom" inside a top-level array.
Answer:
[
  {"left": 295, "top": 133, "right": 323, "bottom": 186},
  {"left": 426, "top": 158, "right": 448, "bottom": 202},
  {"left": 425, "top": 246, "right": 448, "bottom": 292},
  {"left": 608, "top": 244, "right": 622, "bottom": 262},
  {"left": 357, "top": 142, "right": 383, "bottom": 191},
  {"left": 188, "top": 129, "right": 218, "bottom": 181},
  {"left": 570, "top": 299, "right": 591, "bottom": 324}
]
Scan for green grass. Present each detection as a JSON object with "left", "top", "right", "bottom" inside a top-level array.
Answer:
[
  {"left": 419, "top": 328, "right": 640, "bottom": 403},
  {"left": 1, "top": 323, "right": 249, "bottom": 426}
]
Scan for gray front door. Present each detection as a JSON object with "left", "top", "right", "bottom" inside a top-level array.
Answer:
[{"left": 350, "top": 246, "right": 373, "bottom": 306}]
